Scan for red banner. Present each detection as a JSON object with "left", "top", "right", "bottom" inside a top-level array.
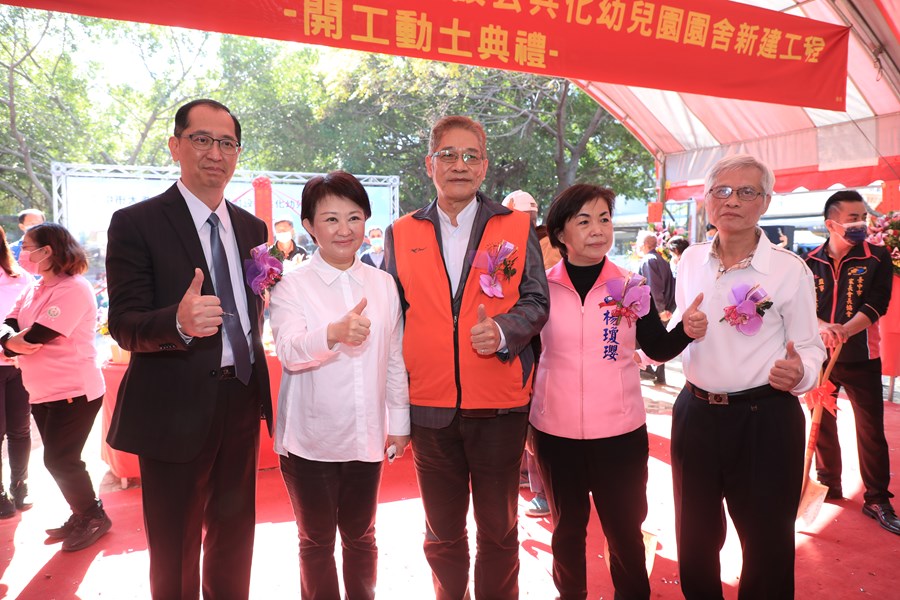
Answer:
[{"left": 9, "top": 0, "right": 849, "bottom": 110}]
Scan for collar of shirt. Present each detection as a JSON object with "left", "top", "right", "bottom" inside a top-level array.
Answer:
[
  {"left": 707, "top": 228, "right": 765, "bottom": 278},
  {"left": 436, "top": 196, "right": 479, "bottom": 296},
  {"left": 178, "top": 180, "right": 234, "bottom": 236},
  {"left": 308, "top": 251, "right": 365, "bottom": 286}
]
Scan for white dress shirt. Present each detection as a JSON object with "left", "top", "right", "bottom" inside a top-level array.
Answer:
[
  {"left": 437, "top": 197, "right": 479, "bottom": 297},
  {"left": 671, "top": 231, "right": 826, "bottom": 395},
  {"left": 269, "top": 252, "right": 410, "bottom": 462},
  {"left": 178, "top": 180, "right": 253, "bottom": 366}
]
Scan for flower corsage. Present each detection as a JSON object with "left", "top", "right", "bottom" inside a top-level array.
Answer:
[
  {"left": 601, "top": 274, "right": 651, "bottom": 327},
  {"left": 720, "top": 283, "right": 773, "bottom": 336},
  {"left": 472, "top": 240, "right": 518, "bottom": 298},
  {"left": 244, "top": 243, "right": 283, "bottom": 297}
]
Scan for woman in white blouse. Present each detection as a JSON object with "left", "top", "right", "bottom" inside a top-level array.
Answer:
[{"left": 269, "top": 170, "right": 409, "bottom": 600}]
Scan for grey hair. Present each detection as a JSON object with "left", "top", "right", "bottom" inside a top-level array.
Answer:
[{"left": 705, "top": 154, "right": 775, "bottom": 196}]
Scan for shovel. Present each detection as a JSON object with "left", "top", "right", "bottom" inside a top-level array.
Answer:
[{"left": 797, "top": 342, "right": 842, "bottom": 525}]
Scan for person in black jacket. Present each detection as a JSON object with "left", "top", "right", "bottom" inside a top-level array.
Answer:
[{"left": 804, "top": 189, "right": 899, "bottom": 535}]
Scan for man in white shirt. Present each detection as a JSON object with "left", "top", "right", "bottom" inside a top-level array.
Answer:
[
  {"left": 385, "top": 116, "right": 549, "bottom": 599},
  {"left": 669, "top": 154, "right": 825, "bottom": 599}
]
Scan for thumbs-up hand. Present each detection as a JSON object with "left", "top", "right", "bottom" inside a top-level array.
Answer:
[
  {"left": 176, "top": 268, "right": 224, "bottom": 338},
  {"left": 327, "top": 298, "right": 371, "bottom": 348},
  {"left": 769, "top": 341, "right": 804, "bottom": 391},
  {"left": 471, "top": 304, "right": 501, "bottom": 356},
  {"left": 682, "top": 293, "right": 707, "bottom": 339}
]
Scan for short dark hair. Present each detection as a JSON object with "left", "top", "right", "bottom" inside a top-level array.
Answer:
[
  {"left": 668, "top": 235, "right": 690, "bottom": 256},
  {"left": 823, "top": 189, "right": 864, "bottom": 220},
  {"left": 301, "top": 171, "right": 372, "bottom": 243},
  {"left": 17, "top": 208, "right": 44, "bottom": 225},
  {"left": 545, "top": 184, "right": 616, "bottom": 259},
  {"left": 174, "top": 99, "right": 242, "bottom": 144},
  {"left": 429, "top": 115, "right": 487, "bottom": 156},
  {"left": 25, "top": 222, "right": 87, "bottom": 276}
]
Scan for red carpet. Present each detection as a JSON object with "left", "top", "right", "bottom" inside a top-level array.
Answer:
[{"left": 2, "top": 384, "right": 900, "bottom": 598}]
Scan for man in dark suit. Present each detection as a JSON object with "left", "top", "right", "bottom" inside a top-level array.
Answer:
[{"left": 105, "top": 99, "right": 272, "bottom": 599}]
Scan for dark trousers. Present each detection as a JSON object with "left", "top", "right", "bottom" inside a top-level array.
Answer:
[
  {"left": 280, "top": 454, "right": 382, "bottom": 600},
  {"left": 671, "top": 386, "right": 804, "bottom": 600},
  {"left": 30, "top": 395, "right": 102, "bottom": 514},
  {"left": 138, "top": 376, "right": 260, "bottom": 600},
  {"left": 533, "top": 425, "right": 651, "bottom": 600},
  {"left": 815, "top": 358, "right": 893, "bottom": 504},
  {"left": 411, "top": 412, "right": 527, "bottom": 600},
  {"left": 0, "top": 365, "right": 30, "bottom": 487}
]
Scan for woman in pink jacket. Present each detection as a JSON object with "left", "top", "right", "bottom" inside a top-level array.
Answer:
[{"left": 530, "top": 184, "right": 707, "bottom": 600}]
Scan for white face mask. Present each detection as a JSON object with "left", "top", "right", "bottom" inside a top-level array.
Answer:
[
  {"left": 275, "top": 231, "right": 293, "bottom": 244},
  {"left": 369, "top": 237, "right": 384, "bottom": 250}
]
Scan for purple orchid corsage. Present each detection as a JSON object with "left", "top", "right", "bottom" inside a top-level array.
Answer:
[
  {"left": 601, "top": 274, "right": 651, "bottom": 327},
  {"left": 719, "top": 283, "right": 773, "bottom": 336},
  {"left": 244, "top": 243, "right": 283, "bottom": 296},
  {"left": 472, "top": 240, "right": 518, "bottom": 298}
]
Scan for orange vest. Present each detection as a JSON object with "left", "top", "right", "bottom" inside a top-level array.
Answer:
[{"left": 393, "top": 207, "right": 532, "bottom": 409}]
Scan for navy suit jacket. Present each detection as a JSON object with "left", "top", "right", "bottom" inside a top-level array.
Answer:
[{"left": 105, "top": 184, "right": 272, "bottom": 462}]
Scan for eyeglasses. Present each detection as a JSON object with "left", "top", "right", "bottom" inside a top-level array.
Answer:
[
  {"left": 708, "top": 186, "right": 765, "bottom": 202},
  {"left": 431, "top": 148, "right": 484, "bottom": 166},
  {"left": 180, "top": 133, "right": 241, "bottom": 155}
]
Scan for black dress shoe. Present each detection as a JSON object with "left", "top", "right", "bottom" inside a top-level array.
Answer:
[
  {"left": 862, "top": 502, "right": 900, "bottom": 535},
  {"left": 825, "top": 486, "right": 843, "bottom": 501}
]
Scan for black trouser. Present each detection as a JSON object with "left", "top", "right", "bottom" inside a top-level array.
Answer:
[
  {"left": 30, "top": 395, "right": 102, "bottom": 515},
  {"left": 280, "top": 454, "right": 382, "bottom": 600},
  {"left": 815, "top": 358, "right": 893, "bottom": 504},
  {"left": 139, "top": 375, "right": 260, "bottom": 600},
  {"left": 533, "top": 425, "right": 651, "bottom": 600},
  {"left": 671, "top": 385, "right": 804, "bottom": 600},
  {"left": 0, "top": 365, "right": 30, "bottom": 487},
  {"left": 411, "top": 411, "right": 527, "bottom": 600}
]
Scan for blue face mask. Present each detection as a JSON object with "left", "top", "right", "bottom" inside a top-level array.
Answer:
[{"left": 841, "top": 221, "right": 868, "bottom": 244}]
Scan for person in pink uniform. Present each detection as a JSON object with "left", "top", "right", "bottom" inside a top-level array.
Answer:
[
  {"left": 0, "top": 226, "right": 33, "bottom": 518},
  {"left": 0, "top": 222, "right": 109, "bottom": 551},
  {"left": 530, "top": 184, "right": 708, "bottom": 600}
]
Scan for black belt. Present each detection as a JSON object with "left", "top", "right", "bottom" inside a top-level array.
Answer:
[
  {"left": 458, "top": 407, "right": 526, "bottom": 418},
  {"left": 218, "top": 365, "right": 237, "bottom": 380},
  {"left": 688, "top": 383, "right": 780, "bottom": 405}
]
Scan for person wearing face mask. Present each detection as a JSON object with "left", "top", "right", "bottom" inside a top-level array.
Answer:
[
  {"left": 360, "top": 227, "right": 387, "bottom": 271},
  {"left": 270, "top": 219, "right": 308, "bottom": 264},
  {"left": 804, "top": 189, "right": 899, "bottom": 535},
  {"left": 0, "top": 222, "right": 109, "bottom": 551}
]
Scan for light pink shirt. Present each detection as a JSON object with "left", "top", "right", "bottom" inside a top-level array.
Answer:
[
  {"left": 9, "top": 274, "right": 105, "bottom": 404},
  {"left": 0, "top": 266, "right": 33, "bottom": 366}
]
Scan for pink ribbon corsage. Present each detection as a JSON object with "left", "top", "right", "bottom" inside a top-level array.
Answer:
[
  {"left": 472, "top": 240, "right": 518, "bottom": 298},
  {"left": 244, "top": 243, "right": 283, "bottom": 296},
  {"left": 601, "top": 274, "right": 651, "bottom": 327},
  {"left": 719, "top": 283, "right": 773, "bottom": 336}
]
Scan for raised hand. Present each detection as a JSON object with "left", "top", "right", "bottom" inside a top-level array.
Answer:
[
  {"left": 175, "top": 268, "right": 223, "bottom": 338},
  {"left": 328, "top": 298, "right": 371, "bottom": 348},
  {"left": 471, "top": 304, "right": 501, "bottom": 356},
  {"left": 682, "top": 293, "right": 707, "bottom": 339},
  {"left": 769, "top": 341, "right": 804, "bottom": 391}
]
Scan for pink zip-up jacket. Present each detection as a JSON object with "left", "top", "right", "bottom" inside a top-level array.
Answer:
[{"left": 529, "top": 259, "right": 646, "bottom": 440}]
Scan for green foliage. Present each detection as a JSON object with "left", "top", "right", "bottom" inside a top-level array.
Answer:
[{"left": 0, "top": 9, "right": 655, "bottom": 222}]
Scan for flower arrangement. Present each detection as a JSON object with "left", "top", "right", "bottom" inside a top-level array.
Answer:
[
  {"left": 601, "top": 273, "right": 651, "bottom": 327},
  {"left": 472, "top": 240, "right": 518, "bottom": 298},
  {"left": 720, "top": 283, "right": 773, "bottom": 336},
  {"left": 866, "top": 212, "right": 900, "bottom": 275},
  {"left": 244, "top": 243, "right": 283, "bottom": 296}
]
